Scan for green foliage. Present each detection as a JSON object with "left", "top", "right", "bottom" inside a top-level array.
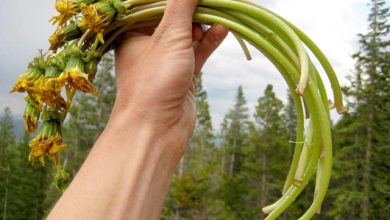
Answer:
[
  {"left": 329, "top": 0, "right": 390, "bottom": 219},
  {"left": 242, "top": 85, "right": 290, "bottom": 219},
  {"left": 220, "top": 86, "right": 250, "bottom": 176},
  {"left": 0, "top": 110, "right": 50, "bottom": 220},
  {"left": 217, "top": 86, "right": 252, "bottom": 219}
]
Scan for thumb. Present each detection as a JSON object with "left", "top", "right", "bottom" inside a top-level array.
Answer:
[{"left": 156, "top": 0, "right": 198, "bottom": 33}]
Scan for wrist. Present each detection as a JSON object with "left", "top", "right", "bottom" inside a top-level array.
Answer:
[
  {"left": 108, "top": 97, "right": 193, "bottom": 156},
  {"left": 106, "top": 106, "right": 186, "bottom": 160},
  {"left": 99, "top": 114, "right": 184, "bottom": 219}
]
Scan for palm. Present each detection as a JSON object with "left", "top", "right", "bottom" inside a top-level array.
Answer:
[
  {"left": 114, "top": 23, "right": 227, "bottom": 150},
  {"left": 115, "top": 28, "right": 198, "bottom": 141}
]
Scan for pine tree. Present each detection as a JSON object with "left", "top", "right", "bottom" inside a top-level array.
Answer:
[
  {"left": 0, "top": 107, "right": 15, "bottom": 167},
  {"left": 242, "top": 85, "right": 289, "bottom": 219},
  {"left": 218, "top": 86, "right": 251, "bottom": 219},
  {"left": 0, "top": 108, "right": 51, "bottom": 220},
  {"left": 330, "top": 0, "right": 390, "bottom": 219},
  {"left": 222, "top": 86, "right": 250, "bottom": 176},
  {"left": 0, "top": 107, "right": 15, "bottom": 220}
]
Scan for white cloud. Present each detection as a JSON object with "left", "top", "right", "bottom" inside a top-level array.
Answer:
[{"left": 202, "top": 0, "right": 368, "bottom": 129}]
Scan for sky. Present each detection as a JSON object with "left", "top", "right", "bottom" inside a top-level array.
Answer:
[{"left": 0, "top": 0, "right": 370, "bottom": 130}]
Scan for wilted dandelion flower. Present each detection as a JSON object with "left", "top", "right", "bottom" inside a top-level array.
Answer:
[
  {"left": 23, "top": 96, "right": 41, "bottom": 133},
  {"left": 49, "top": 21, "right": 82, "bottom": 51},
  {"left": 79, "top": 1, "right": 122, "bottom": 43},
  {"left": 61, "top": 55, "right": 98, "bottom": 95},
  {"left": 30, "top": 75, "right": 68, "bottom": 109},
  {"left": 11, "top": 53, "right": 47, "bottom": 93},
  {"left": 10, "top": 68, "right": 43, "bottom": 93},
  {"left": 50, "top": 0, "right": 79, "bottom": 26},
  {"left": 29, "top": 120, "right": 66, "bottom": 165}
]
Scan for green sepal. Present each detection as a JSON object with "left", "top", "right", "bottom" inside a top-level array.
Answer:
[{"left": 45, "top": 66, "right": 62, "bottom": 78}]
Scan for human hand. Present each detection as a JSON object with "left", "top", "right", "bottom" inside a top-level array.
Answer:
[
  {"left": 113, "top": 0, "right": 228, "bottom": 154},
  {"left": 47, "top": 2, "right": 227, "bottom": 219}
]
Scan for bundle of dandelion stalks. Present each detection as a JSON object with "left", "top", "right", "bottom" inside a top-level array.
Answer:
[{"left": 11, "top": 0, "right": 347, "bottom": 219}]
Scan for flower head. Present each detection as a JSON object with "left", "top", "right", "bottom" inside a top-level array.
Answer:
[
  {"left": 61, "top": 56, "right": 98, "bottom": 95},
  {"left": 79, "top": 1, "right": 118, "bottom": 43},
  {"left": 29, "top": 75, "right": 68, "bottom": 109},
  {"left": 29, "top": 120, "right": 66, "bottom": 165},
  {"left": 49, "top": 21, "right": 82, "bottom": 51},
  {"left": 10, "top": 52, "right": 46, "bottom": 93},
  {"left": 50, "top": 0, "right": 79, "bottom": 26},
  {"left": 23, "top": 96, "right": 41, "bottom": 133},
  {"left": 10, "top": 68, "right": 43, "bottom": 93}
]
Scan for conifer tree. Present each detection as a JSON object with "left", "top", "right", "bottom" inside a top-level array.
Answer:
[
  {"left": 0, "top": 107, "right": 15, "bottom": 219},
  {"left": 218, "top": 86, "right": 251, "bottom": 219},
  {"left": 330, "top": 0, "right": 390, "bottom": 219},
  {"left": 0, "top": 107, "right": 15, "bottom": 167},
  {"left": 242, "top": 85, "right": 289, "bottom": 219}
]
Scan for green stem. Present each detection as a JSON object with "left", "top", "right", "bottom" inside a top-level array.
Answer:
[
  {"left": 190, "top": 12, "right": 332, "bottom": 219},
  {"left": 237, "top": 0, "right": 346, "bottom": 114},
  {"left": 232, "top": 31, "right": 252, "bottom": 61},
  {"left": 199, "top": 0, "right": 309, "bottom": 95}
]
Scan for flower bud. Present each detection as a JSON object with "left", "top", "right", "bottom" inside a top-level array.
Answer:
[{"left": 53, "top": 167, "right": 70, "bottom": 192}]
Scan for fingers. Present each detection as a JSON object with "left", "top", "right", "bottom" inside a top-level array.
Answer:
[
  {"left": 194, "top": 24, "right": 229, "bottom": 76},
  {"left": 158, "top": 0, "right": 198, "bottom": 31}
]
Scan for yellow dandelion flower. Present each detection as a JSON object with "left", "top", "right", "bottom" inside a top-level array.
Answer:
[
  {"left": 11, "top": 52, "right": 47, "bottom": 93},
  {"left": 10, "top": 68, "right": 43, "bottom": 93},
  {"left": 29, "top": 121, "right": 66, "bottom": 166},
  {"left": 49, "top": 21, "right": 82, "bottom": 51},
  {"left": 49, "top": 32, "right": 63, "bottom": 51},
  {"left": 50, "top": 0, "right": 79, "bottom": 26},
  {"left": 68, "top": 69, "right": 98, "bottom": 95},
  {"left": 79, "top": 2, "right": 117, "bottom": 43},
  {"left": 28, "top": 76, "right": 68, "bottom": 109},
  {"left": 62, "top": 56, "right": 98, "bottom": 95}
]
